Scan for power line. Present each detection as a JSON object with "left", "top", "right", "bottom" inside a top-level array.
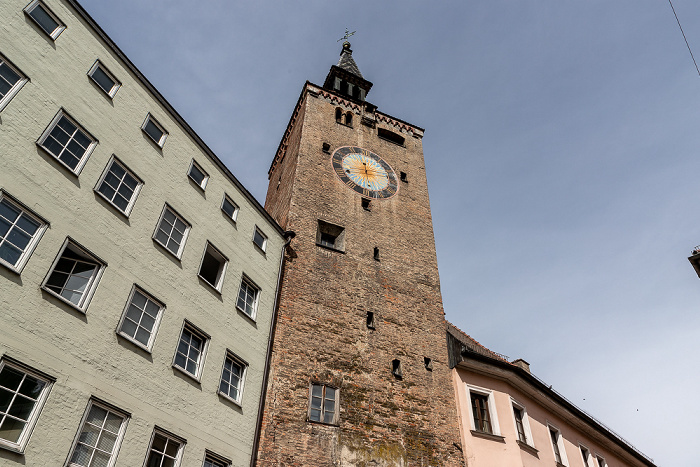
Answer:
[{"left": 668, "top": 0, "right": 700, "bottom": 77}]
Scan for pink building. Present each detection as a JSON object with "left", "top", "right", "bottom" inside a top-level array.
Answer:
[{"left": 447, "top": 324, "right": 655, "bottom": 467}]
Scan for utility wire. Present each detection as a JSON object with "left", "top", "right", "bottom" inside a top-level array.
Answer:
[{"left": 668, "top": 0, "right": 700, "bottom": 77}]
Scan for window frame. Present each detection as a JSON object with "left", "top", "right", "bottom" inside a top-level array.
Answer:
[
  {"left": 37, "top": 109, "right": 98, "bottom": 176},
  {"left": 87, "top": 60, "right": 121, "bottom": 98},
  {"left": 511, "top": 398, "right": 534, "bottom": 448},
  {"left": 220, "top": 195, "right": 239, "bottom": 223},
  {"left": 0, "top": 190, "right": 48, "bottom": 274},
  {"left": 203, "top": 450, "right": 231, "bottom": 467},
  {"left": 595, "top": 454, "right": 607, "bottom": 467},
  {"left": 94, "top": 155, "right": 144, "bottom": 217},
  {"left": 64, "top": 398, "right": 129, "bottom": 467},
  {"left": 465, "top": 384, "right": 501, "bottom": 436},
  {"left": 116, "top": 285, "right": 165, "bottom": 352},
  {"left": 152, "top": 204, "right": 191, "bottom": 260},
  {"left": 187, "top": 159, "right": 209, "bottom": 191},
  {"left": 143, "top": 428, "right": 185, "bottom": 467},
  {"left": 217, "top": 350, "right": 248, "bottom": 406},
  {"left": 235, "top": 275, "right": 260, "bottom": 320},
  {"left": 141, "top": 113, "right": 168, "bottom": 148},
  {"left": 0, "top": 356, "right": 55, "bottom": 454},
  {"left": 0, "top": 53, "right": 29, "bottom": 112},
  {"left": 24, "top": 0, "right": 66, "bottom": 40},
  {"left": 307, "top": 383, "right": 339, "bottom": 426},
  {"left": 197, "top": 241, "right": 228, "bottom": 292},
  {"left": 40, "top": 238, "right": 106, "bottom": 313},
  {"left": 252, "top": 226, "right": 267, "bottom": 253},
  {"left": 579, "top": 444, "right": 592, "bottom": 467},
  {"left": 548, "top": 424, "right": 569, "bottom": 466},
  {"left": 172, "top": 321, "right": 210, "bottom": 382}
]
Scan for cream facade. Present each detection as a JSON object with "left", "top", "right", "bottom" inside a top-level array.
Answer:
[
  {"left": 447, "top": 325, "right": 655, "bottom": 467},
  {"left": 0, "top": 0, "right": 285, "bottom": 466}
]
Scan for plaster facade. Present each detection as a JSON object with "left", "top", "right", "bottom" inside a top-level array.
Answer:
[{"left": 0, "top": 0, "right": 284, "bottom": 465}]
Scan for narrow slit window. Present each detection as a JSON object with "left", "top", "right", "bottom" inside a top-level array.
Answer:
[
  {"left": 373, "top": 247, "right": 380, "bottom": 261},
  {"left": 24, "top": 1, "right": 65, "bottom": 40},
  {"left": 361, "top": 198, "right": 371, "bottom": 211},
  {"left": 513, "top": 406, "right": 527, "bottom": 443},
  {"left": 335, "top": 108, "right": 342, "bottom": 123},
  {"left": 392, "top": 359, "right": 402, "bottom": 379},
  {"left": 424, "top": 357, "right": 433, "bottom": 371},
  {"left": 400, "top": 171, "right": 408, "bottom": 183},
  {"left": 366, "top": 311, "right": 375, "bottom": 329},
  {"left": 88, "top": 61, "right": 121, "bottom": 98},
  {"left": 198, "top": 242, "right": 228, "bottom": 291}
]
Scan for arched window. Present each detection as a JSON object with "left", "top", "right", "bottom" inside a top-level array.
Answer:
[
  {"left": 335, "top": 107, "right": 342, "bottom": 123},
  {"left": 345, "top": 112, "right": 353, "bottom": 126}
]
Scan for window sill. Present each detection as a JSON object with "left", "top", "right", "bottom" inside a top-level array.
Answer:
[
  {"left": 0, "top": 439, "right": 24, "bottom": 454},
  {"left": 36, "top": 143, "right": 84, "bottom": 176},
  {"left": 253, "top": 242, "right": 267, "bottom": 256},
  {"left": 307, "top": 418, "right": 339, "bottom": 427},
  {"left": 197, "top": 275, "right": 223, "bottom": 295},
  {"left": 116, "top": 332, "right": 153, "bottom": 354},
  {"left": 236, "top": 305, "right": 257, "bottom": 323},
  {"left": 316, "top": 243, "right": 345, "bottom": 254},
  {"left": 94, "top": 189, "right": 132, "bottom": 219},
  {"left": 335, "top": 121, "right": 353, "bottom": 129},
  {"left": 41, "top": 286, "right": 87, "bottom": 314},
  {"left": 470, "top": 430, "right": 505, "bottom": 443},
  {"left": 172, "top": 364, "right": 201, "bottom": 384},
  {"left": 0, "top": 259, "right": 22, "bottom": 275},
  {"left": 152, "top": 238, "right": 183, "bottom": 261},
  {"left": 516, "top": 440, "right": 538, "bottom": 456},
  {"left": 217, "top": 391, "right": 243, "bottom": 408}
]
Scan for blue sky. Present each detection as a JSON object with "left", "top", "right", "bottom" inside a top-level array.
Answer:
[{"left": 78, "top": 1, "right": 700, "bottom": 464}]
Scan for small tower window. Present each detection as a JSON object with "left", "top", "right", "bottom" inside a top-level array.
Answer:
[
  {"left": 352, "top": 86, "right": 360, "bottom": 99},
  {"left": 373, "top": 247, "right": 380, "bottom": 261},
  {"left": 322, "top": 142, "right": 331, "bottom": 153},
  {"left": 366, "top": 311, "right": 375, "bottom": 329},
  {"left": 335, "top": 107, "right": 342, "bottom": 123},
  {"left": 340, "top": 81, "right": 349, "bottom": 96},
  {"left": 361, "top": 198, "right": 371, "bottom": 211},
  {"left": 345, "top": 112, "right": 353, "bottom": 126},
  {"left": 378, "top": 128, "right": 405, "bottom": 146},
  {"left": 424, "top": 357, "right": 433, "bottom": 371},
  {"left": 317, "top": 220, "right": 345, "bottom": 252},
  {"left": 392, "top": 359, "right": 402, "bottom": 379},
  {"left": 400, "top": 171, "right": 408, "bottom": 183}
]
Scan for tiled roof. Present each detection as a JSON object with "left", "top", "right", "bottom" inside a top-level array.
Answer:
[
  {"left": 446, "top": 321, "right": 512, "bottom": 364},
  {"left": 337, "top": 43, "right": 363, "bottom": 78}
]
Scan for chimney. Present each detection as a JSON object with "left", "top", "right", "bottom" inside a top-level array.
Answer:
[{"left": 512, "top": 358, "right": 530, "bottom": 373}]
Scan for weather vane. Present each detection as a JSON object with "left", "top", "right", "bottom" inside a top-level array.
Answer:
[{"left": 338, "top": 28, "right": 356, "bottom": 43}]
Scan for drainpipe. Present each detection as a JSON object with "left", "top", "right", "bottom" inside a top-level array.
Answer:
[{"left": 250, "top": 230, "right": 295, "bottom": 467}]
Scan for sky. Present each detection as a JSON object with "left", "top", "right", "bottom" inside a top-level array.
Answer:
[{"left": 75, "top": 1, "right": 700, "bottom": 464}]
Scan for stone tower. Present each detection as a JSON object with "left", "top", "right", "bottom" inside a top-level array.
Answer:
[{"left": 257, "top": 42, "right": 464, "bottom": 466}]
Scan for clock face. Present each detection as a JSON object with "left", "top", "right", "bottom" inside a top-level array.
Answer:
[{"left": 331, "top": 146, "right": 399, "bottom": 199}]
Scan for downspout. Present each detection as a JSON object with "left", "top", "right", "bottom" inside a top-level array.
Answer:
[{"left": 250, "top": 229, "right": 295, "bottom": 467}]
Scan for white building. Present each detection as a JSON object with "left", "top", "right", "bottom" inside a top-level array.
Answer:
[{"left": 0, "top": 0, "right": 286, "bottom": 465}]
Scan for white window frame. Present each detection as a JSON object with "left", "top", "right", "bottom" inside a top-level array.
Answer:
[
  {"left": 548, "top": 423, "right": 569, "bottom": 466},
  {"left": 94, "top": 155, "right": 143, "bottom": 217},
  {"left": 236, "top": 275, "right": 260, "bottom": 320},
  {"left": 87, "top": 60, "right": 121, "bottom": 98},
  {"left": 465, "top": 384, "right": 500, "bottom": 436},
  {"left": 0, "top": 190, "right": 48, "bottom": 273},
  {"left": 252, "top": 226, "right": 267, "bottom": 252},
  {"left": 0, "top": 357, "right": 54, "bottom": 453},
  {"left": 203, "top": 450, "right": 231, "bottom": 467},
  {"left": 41, "top": 238, "right": 106, "bottom": 313},
  {"left": 187, "top": 159, "right": 209, "bottom": 191},
  {"left": 511, "top": 398, "right": 534, "bottom": 448},
  {"left": 37, "top": 109, "right": 98, "bottom": 176},
  {"left": 197, "top": 241, "right": 228, "bottom": 292},
  {"left": 141, "top": 113, "right": 167, "bottom": 148},
  {"left": 116, "top": 285, "right": 165, "bottom": 352},
  {"left": 0, "top": 54, "right": 29, "bottom": 112},
  {"left": 143, "top": 428, "right": 185, "bottom": 467},
  {"left": 217, "top": 350, "right": 248, "bottom": 406},
  {"left": 220, "top": 195, "right": 239, "bottom": 223},
  {"left": 307, "top": 383, "right": 339, "bottom": 425},
  {"left": 65, "top": 398, "right": 129, "bottom": 467},
  {"left": 172, "top": 321, "right": 210, "bottom": 382},
  {"left": 579, "top": 444, "right": 592, "bottom": 467},
  {"left": 595, "top": 454, "right": 607, "bottom": 467},
  {"left": 24, "top": 0, "right": 66, "bottom": 40},
  {"left": 152, "top": 204, "right": 191, "bottom": 260}
]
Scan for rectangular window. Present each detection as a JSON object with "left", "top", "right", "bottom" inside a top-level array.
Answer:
[
  {"left": 203, "top": 451, "right": 231, "bottom": 467},
  {"left": 580, "top": 446, "right": 591, "bottom": 467},
  {"left": 0, "top": 54, "right": 28, "bottom": 112},
  {"left": 513, "top": 406, "right": 526, "bottom": 443},
  {"left": 252, "top": 227, "right": 267, "bottom": 252},
  {"left": 38, "top": 110, "right": 97, "bottom": 175},
  {"left": 236, "top": 276, "right": 259, "bottom": 319},
  {"left": 549, "top": 426, "right": 568, "bottom": 465},
  {"left": 187, "top": 160, "right": 209, "bottom": 190},
  {"left": 145, "top": 429, "right": 184, "bottom": 467},
  {"left": 220, "top": 195, "right": 238, "bottom": 222},
  {"left": 470, "top": 392, "right": 492, "bottom": 434},
  {"left": 308, "top": 384, "right": 338, "bottom": 425},
  {"left": 596, "top": 455, "right": 607, "bottom": 467},
  {"left": 117, "top": 286, "right": 164, "bottom": 351},
  {"left": 94, "top": 156, "right": 143, "bottom": 216},
  {"left": 218, "top": 351, "right": 247, "bottom": 405},
  {"left": 153, "top": 205, "right": 190, "bottom": 259},
  {"left": 66, "top": 399, "right": 128, "bottom": 467},
  {"left": 0, "top": 191, "right": 47, "bottom": 273},
  {"left": 42, "top": 239, "right": 106, "bottom": 312},
  {"left": 173, "top": 321, "right": 209, "bottom": 380},
  {"left": 88, "top": 60, "right": 121, "bottom": 98},
  {"left": 141, "top": 113, "right": 167, "bottom": 148},
  {"left": 317, "top": 220, "right": 345, "bottom": 252},
  {"left": 198, "top": 242, "right": 228, "bottom": 291},
  {"left": 24, "top": 0, "right": 65, "bottom": 40},
  {"left": 0, "top": 358, "right": 53, "bottom": 453}
]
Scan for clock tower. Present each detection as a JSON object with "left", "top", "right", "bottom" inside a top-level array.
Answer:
[{"left": 257, "top": 42, "right": 464, "bottom": 466}]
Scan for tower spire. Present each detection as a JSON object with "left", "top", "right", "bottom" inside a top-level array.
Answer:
[{"left": 323, "top": 35, "right": 373, "bottom": 101}]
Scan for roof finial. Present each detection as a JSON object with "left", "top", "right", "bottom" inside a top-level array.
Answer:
[{"left": 337, "top": 28, "right": 356, "bottom": 44}]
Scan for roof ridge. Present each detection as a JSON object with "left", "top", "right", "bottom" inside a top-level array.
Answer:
[{"left": 446, "top": 321, "right": 512, "bottom": 365}]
